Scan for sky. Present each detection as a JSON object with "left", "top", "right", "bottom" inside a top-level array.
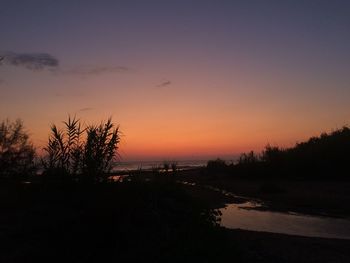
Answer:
[{"left": 1, "top": 0, "right": 350, "bottom": 160}]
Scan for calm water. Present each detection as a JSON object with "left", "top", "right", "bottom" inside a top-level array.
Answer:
[
  {"left": 112, "top": 160, "right": 207, "bottom": 172},
  {"left": 220, "top": 201, "right": 350, "bottom": 240}
]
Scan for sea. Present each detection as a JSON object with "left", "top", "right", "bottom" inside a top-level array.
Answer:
[{"left": 111, "top": 159, "right": 209, "bottom": 172}]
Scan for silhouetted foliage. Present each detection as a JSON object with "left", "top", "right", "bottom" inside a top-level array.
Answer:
[
  {"left": 0, "top": 180, "right": 232, "bottom": 262},
  {"left": 261, "top": 145, "right": 283, "bottom": 163},
  {"left": 43, "top": 116, "right": 84, "bottom": 178},
  {"left": 151, "top": 164, "right": 161, "bottom": 175},
  {"left": 171, "top": 161, "right": 178, "bottom": 173},
  {"left": 163, "top": 161, "right": 170, "bottom": 173},
  {"left": 43, "top": 116, "right": 120, "bottom": 182},
  {"left": 206, "top": 126, "right": 350, "bottom": 179},
  {"left": 0, "top": 119, "right": 36, "bottom": 179},
  {"left": 207, "top": 158, "right": 229, "bottom": 174},
  {"left": 238, "top": 151, "right": 259, "bottom": 165},
  {"left": 259, "top": 126, "right": 350, "bottom": 178},
  {"left": 83, "top": 118, "right": 120, "bottom": 182}
]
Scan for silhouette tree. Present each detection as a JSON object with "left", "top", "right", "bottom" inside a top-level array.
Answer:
[
  {"left": 261, "top": 145, "right": 283, "bottom": 163},
  {"left": 212, "top": 126, "right": 350, "bottom": 179},
  {"left": 238, "top": 151, "right": 259, "bottom": 165},
  {"left": 0, "top": 119, "right": 36, "bottom": 179}
]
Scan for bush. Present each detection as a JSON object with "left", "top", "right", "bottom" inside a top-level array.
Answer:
[
  {"left": 43, "top": 116, "right": 84, "bottom": 178},
  {"left": 43, "top": 116, "right": 120, "bottom": 182},
  {"left": 206, "top": 158, "right": 228, "bottom": 174},
  {"left": 0, "top": 119, "right": 36, "bottom": 179},
  {"left": 83, "top": 118, "right": 120, "bottom": 182},
  {"left": 171, "top": 162, "right": 178, "bottom": 173},
  {"left": 163, "top": 161, "right": 170, "bottom": 173},
  {"left": 238, "top": 151, "right": 259, "bottom": 165}
]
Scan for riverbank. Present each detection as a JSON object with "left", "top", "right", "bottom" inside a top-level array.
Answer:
[
  {"left": 175, "top": 168, "right": 350, "bottom": 218},
  {"left": 176, "top": 173, "right": 350, "bottom": 262},
  {"left": 226, "top": 228, "right": 350, "bottom": 262},
  {"left": 1, "top": 177, "right": 350, "bottom": 262}
]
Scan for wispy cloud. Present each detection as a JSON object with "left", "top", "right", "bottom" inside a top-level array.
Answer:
[
  {"left": 0, "top": 51, "right": 131, "bottom": 78},
  {"left": 0, "top": 51, "right": 59, "bottom": 70},
  {"left": 63, "top": 65, "right": 130, "bottom": 76},
  {"left": 157, "top": 80, "right": 171, "bottom": 88},
  {"left": 78, "top": 107, "right": 94, "bottom": 112}
]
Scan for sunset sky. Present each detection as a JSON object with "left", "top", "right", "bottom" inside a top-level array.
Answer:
[{"left": 1, "top": 1, "right": 350, "bottom": 160}]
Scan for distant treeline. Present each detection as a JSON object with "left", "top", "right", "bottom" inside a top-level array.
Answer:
[
  {"left": 207, "top": 126, "right": 350, "bottom": 179},
  {"left": 2, "top": 116, "right": 350, "bottom": 182}
]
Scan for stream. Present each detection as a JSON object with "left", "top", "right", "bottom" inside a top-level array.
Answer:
[
  {"left": 181, "top": 181, "right": 350, "bottom": 239},
  {"left": 220, "top": 200, "right": 350, "bottom": 239}
]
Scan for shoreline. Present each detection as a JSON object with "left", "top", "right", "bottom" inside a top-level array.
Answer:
[
  {"left": 173, "top": 168, "right": 350, "bottom": 218},
  {"left": 1, "top": 175, "right": 350, "bottom": 262},
  {"left": 224, "top": 228, "right": 350, "bottom": 262}
]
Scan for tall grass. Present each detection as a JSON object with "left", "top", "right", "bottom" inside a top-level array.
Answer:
[
  {"left": 43, "top": 116, "right": 120, "bottom": 182},
  {"left": 83, "top": 118, "right": 120, "bottom": 182}
]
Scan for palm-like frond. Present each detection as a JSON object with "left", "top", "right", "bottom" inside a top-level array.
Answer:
[{"left": 43, "top": 116, "right": 120, "bottom": 182}]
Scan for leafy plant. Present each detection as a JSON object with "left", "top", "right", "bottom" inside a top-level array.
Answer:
[
  {"left": 0, "top": 119, "right": 36, "bottom": 179},
  {"left": 43, "top": 116, "right": 120, "bottom": 182},
  {"left": 83, "top": 118, "right": 120, "bottom": 182},
  {"left": 43, "top": 116, "right": 84, "bottom": 178}
]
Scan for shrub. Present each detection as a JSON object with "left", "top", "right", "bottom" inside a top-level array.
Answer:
[
  {"left": 163, "top": 161, "right": 170, "bottom": 173},
  {"left": 171, "top": 162, "right": 178, "bottom": 173},
  {"left": 83, "top": 118, "right": 120, "bottom": 182},
  {"left": 206, "top": 158, "right": 228, "bottom": 173},
  {"left": 238, "top": 151, "right": 259, "bottom": 165},
  {"left": 0, "top": 119, "right": 36, "bottom": 179},
  {"left": 43, "top": 116, "right": 120, "bottom": 182},
  {"left": 43, "top": 116, "right": 84, "bottom": 178}
]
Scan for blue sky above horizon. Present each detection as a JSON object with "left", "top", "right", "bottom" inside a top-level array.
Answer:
[{"left": 1, "top": 0, "right": 350, "bottom": 160}]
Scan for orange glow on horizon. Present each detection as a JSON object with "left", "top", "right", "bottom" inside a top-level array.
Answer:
[
  {"left": 2, "top": 44, "right": 349, "bottom": 161},
  {"left": 28, "top": 110, "right": 344, "bottom": 161}
]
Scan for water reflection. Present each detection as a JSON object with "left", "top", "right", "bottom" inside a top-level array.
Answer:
[{"left": 220, "top": 202, "right": 350, "bottom": 239}]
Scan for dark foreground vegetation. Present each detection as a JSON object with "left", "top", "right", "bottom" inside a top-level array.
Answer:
[
  {"left": 1, "top": 179, "right": 350, "bottom": 262},
  {"left": 1, "top": 118, "right": 350, "bottom": 262},
  {"left": 0, "top": 180, "right": 226, "bottom": 262}
]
